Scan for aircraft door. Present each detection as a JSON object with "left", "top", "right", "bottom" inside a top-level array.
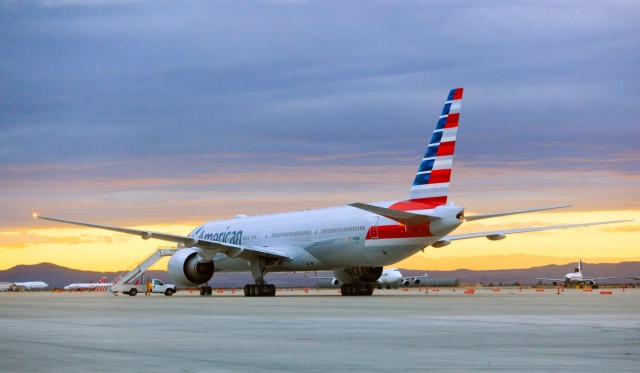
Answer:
[
  {"left": 263, "top": 227, "right": 270, "bottom": 246},
  {"left": 370, "top": 216, "right": 379, "bottom": 239},
  {"left": 313, "top": 224, "right": 320, "bottom": 243}
]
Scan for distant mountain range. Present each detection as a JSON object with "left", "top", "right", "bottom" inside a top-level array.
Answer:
[{"left": 1, "top": 261, "right": 639, "bottom": 289}]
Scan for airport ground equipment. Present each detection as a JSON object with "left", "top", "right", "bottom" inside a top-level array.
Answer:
[
  {"left": 113, "top": 278, "right": 176, "bottom": 296},
  {"left": 109, "top": 248, "right": 178, "bottom": 296}
]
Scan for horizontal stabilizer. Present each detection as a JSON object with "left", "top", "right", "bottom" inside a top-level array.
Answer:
[
  {"left": 444, "top": 220, "right": 632, "bottom": 242},
  {"left": 348, "top": 203, "right": 432, "bottom": 225},
  {"left": 464, "top": 205, "right": 572, "bottom": 222}
]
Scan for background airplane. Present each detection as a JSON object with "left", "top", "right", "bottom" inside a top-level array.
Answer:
[
  {"left": 35, "top": 88, "right": 632, "bottom": 297},
  {"left": 13, "top": 281, "right": 48, "bottom": 290},
  {"left": 319, "top": 268, "right": 428, "bottom": 289},
  {"left": 64, "top": 276, "right": 111, "bottom": 291},
  {"left": 536, "top": 259, "right": 616, "bottom": 288},
  {"left": 376, "top": 268, "right": 428, "bottom": 289}
]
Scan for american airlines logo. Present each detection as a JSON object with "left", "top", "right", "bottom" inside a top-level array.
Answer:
[{"left": 198, "top": 230, "right": 243, "bottom": 245}]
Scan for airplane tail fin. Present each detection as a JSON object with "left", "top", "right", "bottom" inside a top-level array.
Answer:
[{"left": 406, "top": 88, "right": 463, "bottom": 207}]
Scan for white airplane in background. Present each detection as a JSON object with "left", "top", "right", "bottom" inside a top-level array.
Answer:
[
  {"left": 35, "top": 88, "right": 632, "bottom": 297},
  {"left": 322, "top": 268, "right": 427, "bottom": 289},
  {"left": 64, "top": 276, "right": 112, "bottom": 291},
  {"left": 536, "top": 259, "right": 616, "bottom": 288},
  {"left": 13, "top": 281, "right": 49, "bottom": 290},
  {"left": 377, "top": 268, "right": 428, "bottom": 289}
]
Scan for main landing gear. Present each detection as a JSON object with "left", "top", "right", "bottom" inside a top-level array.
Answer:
[
  {"left": 244, "top": 256, "right": 278, "bottom": 297},
  {"left": 341, "top": 283, "right": 374, "bottom": 296},
  {"left": 244, "top": 283, "right": 276, "bottom": 297},
  {"left": 200, "top": 286, "right": 212, "bottom": 295}
]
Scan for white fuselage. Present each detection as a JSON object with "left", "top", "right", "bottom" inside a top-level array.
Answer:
[
  {"left": 15, "top": 281, "right": 48, "bottom": 290},
  {"left": 189, "top": 202, "right": 462, "bottom": 273},
  {"left": 377, "top": 268, "right": 404, "bottom": 285},
  {"left": 564, "top": 272, "right": 584, "bottom": 284},
  {"left": 64, "top": 282, "right": 112, "bottom": 291}
]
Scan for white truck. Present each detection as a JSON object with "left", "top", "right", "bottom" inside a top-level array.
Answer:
[{"left": 111, "top": 278, "right": 177, "bottom": 296}]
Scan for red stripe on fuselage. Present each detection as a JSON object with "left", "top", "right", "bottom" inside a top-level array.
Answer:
[{"left": 366, "top": 222, "right": 432, "bottom": 240}]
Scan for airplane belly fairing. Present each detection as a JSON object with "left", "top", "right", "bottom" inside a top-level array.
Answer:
[{"left": 364, "top": 237, "right": 437, "bottom": 266}]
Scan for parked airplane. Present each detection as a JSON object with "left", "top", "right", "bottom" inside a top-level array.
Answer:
[
  {"left": 536, "top": 259, "right": 616, "bottom": 288},
  {"left": 377, "top": 268, "right": 428, "bottom": 289},
  {"left": 64, "top": 276, "right": 112, "bottom": 291},
  {"left": 13, "top": 281, "right": 48, "bottom": 290},
  {"left": 320, "top": 268, "right": 428, "bottom": 289},
  {"left": 34, "top": 88, "right": 631, "bottom": 297}
]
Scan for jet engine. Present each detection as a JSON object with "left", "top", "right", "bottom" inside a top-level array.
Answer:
[
  {"left": 167, "top": 248, "right": 215, "bottom": 287},
  {"left": 331, "top": 278, "right": 341, "bottom": 286},
  {"left": 403, "top": 278, "right": 421, "bottom": 286}
]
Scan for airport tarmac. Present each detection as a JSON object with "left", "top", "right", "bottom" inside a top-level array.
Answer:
[{"left": 1, "top": 288, "right": 639, "bottom": 372}]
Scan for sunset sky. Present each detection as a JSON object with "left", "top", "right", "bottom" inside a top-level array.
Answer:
[{"left": 1, "top": 1, "right": 639, "bottom": 273}]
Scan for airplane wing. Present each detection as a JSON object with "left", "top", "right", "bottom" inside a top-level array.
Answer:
[
  {"left": 464, "top": 205, "right": 572, "bottom": 222},
  {"left": 402, "top": 275, "right": 429, "bottom": 286},
  {"left": 34, "top": 214, "right": 290, "bottom": 261},
  {"left": 581, "top": 277, "right": 618, "bottom": 281},
  {"left": 434, "top": 220, "right": 633, "bottom": 246},
  {"left": 535, "top": 278, "right": 566, "bottom": 282}
]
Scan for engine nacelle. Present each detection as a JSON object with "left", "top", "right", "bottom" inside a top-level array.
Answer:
[
  {"left": 413, "top": 279, "right": 421, "bottom": 285},
  {"left": 331, "top": 278, "right": 340, "bottom": 286},
  {"left": 402, "top": 280, "right": 410, "bottom": 286},
  {"left": 167, "top": 248, "right": 215, "bottom": 287}
]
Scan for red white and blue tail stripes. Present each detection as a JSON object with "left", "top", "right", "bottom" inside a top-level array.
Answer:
[{"left": 407, "top": 88, "right": 463, "bottom": 205}]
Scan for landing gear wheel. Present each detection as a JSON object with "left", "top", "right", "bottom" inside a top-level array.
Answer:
[
  {"left": 243, "top": 283, "right": 276, "bottom": 297},
  {"left": 341, "top": 283, "right": 374, "bottom": 296},
  {"left": 264, "top": 284, "right": 275, "bottom": 296},
  {"left": 200, "top": 286, "right": 212, "bottom": 296}
]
